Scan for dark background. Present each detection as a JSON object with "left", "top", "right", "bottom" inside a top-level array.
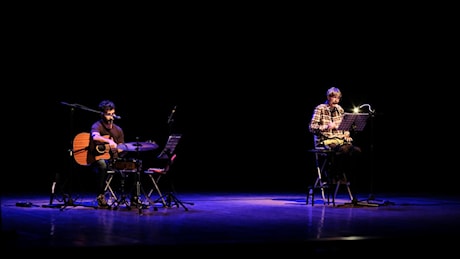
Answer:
[{"left": 4, "top": 13, "right": 453, "bottom": 196}]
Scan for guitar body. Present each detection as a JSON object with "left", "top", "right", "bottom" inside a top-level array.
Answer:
[{"left": 73, "top": 132, "right": 111, "bottom": 166}]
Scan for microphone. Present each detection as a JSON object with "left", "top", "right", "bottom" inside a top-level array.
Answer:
[
  {"left": 102, "top": 113, "right": 121, "bottom": 119},
  {"left": 167, "top": 105, "right": 177, "bottom": 124},
  {"left": 330, "top": 105, "right": 338, "bottom": 114}
]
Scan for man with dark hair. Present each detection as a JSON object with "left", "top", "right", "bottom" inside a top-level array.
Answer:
[{"left": 89, "top": 100, "right": 125, "bottom": 207}]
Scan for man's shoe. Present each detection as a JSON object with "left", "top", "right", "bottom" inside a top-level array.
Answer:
[
  {"left": 97, "top": 194, "right": 109, "bottom": 208},
  {"left": 130, "top": 196, "right": 140, "bottom": 207},
  {"left": 130, "top": 196, "right": 148, "bottom": 208}
]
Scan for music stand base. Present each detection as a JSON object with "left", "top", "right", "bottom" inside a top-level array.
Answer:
[
  {"left": 154, "top": 192, "right": 193, "bottom": 211},
  {"left": 339, "top": 196, "right": 395, "bottom": 207}
]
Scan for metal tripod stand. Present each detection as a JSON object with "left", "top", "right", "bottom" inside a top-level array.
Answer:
[
  {"left": 147, "top": 132, "right": 193, "bottom": 211},
  {"left": 110, "top": 157, "right": 155, "bottom": 214},
  {"left": 148, "top": 152, "right": 194, "bottom": 211},
  {"left": 154, "top": 190, "right": 193, "bottom": 211},
  {"left": 342, "top": 104, "right": 394, "bottom": 207},
  {"left": 43, "top": 102, "right": 97, "bottom": 210},
  {"left": 355, "top": 104, "right": 394, "bottom": 207}
]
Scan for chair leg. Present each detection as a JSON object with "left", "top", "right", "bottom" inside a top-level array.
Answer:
[
  {"left": 331, "top": 175, "right": 354, "bottom": 206},
  {"left": 333, "top": 182, "right": 340, "bottom": 207},
  {"left": 307, "top": 177, "right": 333, "bottom": 206},
  {"left": 103, "top": 172, "right": 118, "bottom": 206},
  {"left": 346, "top": 181, "right": 354, "bottom": 202},
  {"left": 306, "top": 186, "right": 313, "bottom": 205},
  {"left": 146, "top": 174, "right": 166, "bottom": 206},
  {"left": 341, "top": 173, "right": 354, "bottom": 202}
]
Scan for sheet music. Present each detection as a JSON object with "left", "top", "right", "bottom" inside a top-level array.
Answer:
[
  {"left": 337, "top": 113, "right": 369, "bottom": 132},
  {"left": 158, "top": 134, "right": 182, "bottom": 159}
]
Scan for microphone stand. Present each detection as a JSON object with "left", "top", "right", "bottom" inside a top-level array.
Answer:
[
  {"left": 167, "top": 105, "right": 176, "bottom": 132},
  {"left": 43, "top": 102, "right": 97, "bottom": 209},
  {"left": 355, "top": 104, "right": 394, "bottom": 207},
  {"left": 43, "top": 102, "right": 111, "bottom": 210},
  {"left": 157, "top": 105, "right": 194, "bottom": 210}
]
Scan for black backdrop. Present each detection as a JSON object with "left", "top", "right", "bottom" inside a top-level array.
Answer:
[
  {"left": 4, "top": 20, "right": 452, "bottom": 196},
  {"left": 9, "top": 73, "right": 436, "bottom": 196}
]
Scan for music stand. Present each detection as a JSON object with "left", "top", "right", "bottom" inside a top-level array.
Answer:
[
  {"left": 338, "top": 111, "right": 393, "bottom": 207},
  {"left": 158, "top": 134, "right": 182, "bottom": 160},
  {"left": 152, "top": 134, "right": 193, "bottom": 211},
  {"left": 337, "top": 112, "right": 370, "bottom": 207},
  {"left": 338, "top": 112, "right": 369, "bottom": 132}
]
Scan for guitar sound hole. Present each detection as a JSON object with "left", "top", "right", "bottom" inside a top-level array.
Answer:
[{"left": 96, "top": 144, "right": 107, "bottom": 154}]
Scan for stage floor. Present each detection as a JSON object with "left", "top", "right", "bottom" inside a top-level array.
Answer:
[{"left": 2, "top": 190, "right": 460, "bottom": 258}]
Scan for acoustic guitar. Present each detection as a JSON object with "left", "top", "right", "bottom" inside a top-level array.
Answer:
[{"left": 73, "top": 132, "right": 112, "bottom": 166}]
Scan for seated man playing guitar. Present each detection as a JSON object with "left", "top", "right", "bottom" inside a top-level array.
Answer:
[{"left": 90, "top": 100, "right": 126, "bottom": 208}]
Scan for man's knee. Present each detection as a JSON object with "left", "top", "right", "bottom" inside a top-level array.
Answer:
[{"left": 337, "top": 144, "right": 361, "bottom": 155}]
